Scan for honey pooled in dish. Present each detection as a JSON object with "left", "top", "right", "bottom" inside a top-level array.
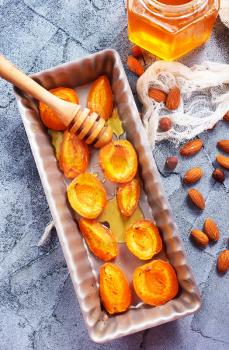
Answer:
[
  {"left": 67, "top": 173, "right": 107, "bottom": 219},
  {"left": 117, "top": 179, "right": 140, "bottom": 217},
  {"left": 87, "top": 75, "right": 113, "bottom": 121},
  {"left": 133, "top": 260, "right": 179, "bottom": 306},
  {"left": 99, "top": 140, "right": 138, "bottom": 183},
  {"left": 79, "top": 219, "right": 118, "bottom": 262},
  {"left": 100, "top": 263, "right": 131, "bottom": 314},
  {"left": 39, "top": 87, "right": 79, "bottom": 130},
  {"left": 107, "top": 107, "right": 124, "bottom": 137},
  {"left": 60, "top": 131, "right": 89, "bottom": 179},
  {"left": 125, "top": 219, "right": 162, "bottom": 260},
  {"left": 48, "top": 130, "right": 63, "bottom": 161},
  {"left": 99, "top": 197, "right": 144, "bottom": 243}
]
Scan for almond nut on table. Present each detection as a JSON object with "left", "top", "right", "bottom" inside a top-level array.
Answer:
[
  {"left": 166, "top": 87, "right": 181, "bottom": 110},
  {"left": 217, "top": 140, "right": 229, "bottom": 154},
  {"left": 190, "top": 229, "right": 209, "bottom": 247},
  {"left": 204, "top": 218, "right": 220, "bottom": 241},
  {"left": 217, "top": 250, "right": 229, "bottom": 273},
  {"left": 216, "top": 154, "right": 229, "bottom": 170},
  {"left": 187, "top": 188, "right": 205, "bottom": 210},
  {"left": 183, "top": 167, "right": 203, "bottom": 184},
  {"left": 148, "top": 87, "right": 167, "bottom": 103},
  {"left": 180, "top": 139, "right": 203, "bottom": 157}
]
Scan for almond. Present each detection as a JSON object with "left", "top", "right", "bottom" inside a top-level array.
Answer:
[
  {"left": 204, "top": 218, "right": 220, "bottom": 241},
  {"left": 159, "top": 117, "right": 172, "bottom": 131},
  {"left": 212, "top": 168, "right": 225, "bottom": 183},
  {"left": 183, "top": 167, "right": 203, "bottom": 184},
  {"left": 188, "top": 188, "right": 205, "bottom": 210},
  {"left": 217, "top": 250, "right": 229, "bottom": 273},
  {"left": 216, "top": 154, "right": 229, "bottom": 170},
  {"left": 180, "top": 139, "right": 203, "bottom": 157},
  {"left": 190, "top": 229, "right": 209, "bottom": 247},
  {"left": 131, "top": 45, "right": 142, "bottom": 58},
  {"left": 166, "top": 87, "right": 181, "bottom": 110},
  {"left": 223, "top": 111, "right": 229, "bottom": 122},
  {"left": 127, "top": 56, "right": 144, "bottom": 76},
  {"left": 217, "top": 140, "right": 229, "bottom": 154},
  {"left": 148, "top": 88, "right": 167, "bottom": 103}
]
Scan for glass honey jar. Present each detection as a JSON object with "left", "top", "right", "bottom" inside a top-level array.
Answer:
[{"left": 127, "top": 0, "right": 220, "bottom": 61}]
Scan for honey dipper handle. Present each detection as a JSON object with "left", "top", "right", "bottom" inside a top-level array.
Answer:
[{"left": 0, "top": 54, "right": 78, "bottom": 126}]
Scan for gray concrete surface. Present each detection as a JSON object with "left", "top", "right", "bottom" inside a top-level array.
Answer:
[{"left": 0, "top": 1, "right": 228, "bottom": 349}]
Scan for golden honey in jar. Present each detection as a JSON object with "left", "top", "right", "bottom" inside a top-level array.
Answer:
[{"left": 127, "top": 0, "right": 220, "bottom": 61}]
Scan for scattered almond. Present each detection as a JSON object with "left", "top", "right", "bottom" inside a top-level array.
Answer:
[
  {"left": 165, "top": 156, "right": 178, "bottom": 170},
  {"left": 217, "top": 140, "right": 229, "bottom": 154},
  {"left": 183, "top": 167, "right": 203, "bottom": 184},
  {"left": 217, "top": 250, "right": 229, "bottom": 273},
  {"left": 148, "top": 88, "right": 167, "bottom": 103},
  {"left": 166, "top": 87, "right": 181, "bottom": 110},
  {"left": 188, "top": 188, "right": 205, "bottom": 210},
  {"left": 190, "top": 230, "right": 209, "bottom": 247},
  {"left": 223, "top": 111, "right": 229, "bottom": 122},
  {"left": 212, "top": 168, "right": 225, "bottom": 183},
  {"left": 159, "top": 117, "right": 172, "bottom": 132},
  {"left": 216, "top": 154, "right": 229, "bottom": 170},
  {"left": 131, "top": 45, "right": 142, "bottom": 58},
  {"left": 204, "top": 218, "right": 220, "bottom": 241},
  {"left": 180, "top": 139, "right": 203, "bottom": 157},
  {"left": 127, "top": 56, "right": 144, "bottom": 76}
]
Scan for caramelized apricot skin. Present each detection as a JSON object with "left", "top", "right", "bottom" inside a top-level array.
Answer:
[
  {"left": 59, "top": 131, "right": 89, "bottom": 179},
  {"left": 133, "top": 260, "right": 179, "bottom": 306},
  {"left": 117, "top": 179, "right": 140, "bottom": 217},
  {"left": 79, "top": 219, "right": 118, "bottom": 261},
  {"left": 100, "top": 263, "right": 131, "bottom": 314},
  {"left": 39, "top": 87, "right": 79, "bottom": 130},
  {"left": 87, "top": 75, "right": 113, "bottom": 121},
  {"left": 67, "top": 173, "right": 107, "bottom": 219},
  {"left": 99, "top": 140, "right": 138, "bottom": 183},
  {"left": 125, "top": 220, "right": 162, "bottom": 260}
]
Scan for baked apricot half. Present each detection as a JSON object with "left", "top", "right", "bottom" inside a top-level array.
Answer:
[
  {"left": 39, "top": 87, "right": 79, "bottom": 130},
  {"left": 79, "top": 219, "right": 118, "bottom": 261},
  {"left": 67, "top": 173, "right": 107, "bottom": 219},
  {"left": 99, "top": 140, "right": 138, "bottom": 183},
  {"left": 133, "top": 260, "right": 179, "bottom": 306},
  {"left": 117, "top": 179, "right": 140, "bottom": 217},
  {"left": 125, "top": 220, "right": 162, "bottom": 260},
  {"left": 100, "top": 263, "right": 131, "bottom": 314},
  {"left": 59, "top": 131, "right": 89, "bottom": 179},
  {"left": 87, "top": 75, "right": 113, "bottom": 121}
]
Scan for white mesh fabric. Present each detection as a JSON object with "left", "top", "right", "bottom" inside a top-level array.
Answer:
[
  {"left": 137, "top": 61, "right": 229, "bottom": 149},
  {"left": 220, "top": 0, "right": 229, "bottom": 29}
]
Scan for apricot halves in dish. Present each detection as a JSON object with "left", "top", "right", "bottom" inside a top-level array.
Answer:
[
  {"left": 60, "top": 131, "right": 89, "bottom": 179},
  {"left": 39, "top": 87, "right": 79, "bottom": 130},
  {"left": 87, "top": 75, "right": 113, "bottom": 121},
  {"left": 100, "top": 263, "right": 131, "bottom": 314},
  {"left": 99, "top": 140, "right": 138, "bottom": 183},
  {"left": 67, "top": 173, "right": 107, "bottom": 219},
  {"left": 125, "top": 220, "right": 162, "bottom": 260},
  {"left": 117, "top": 179, "right": 140, "bottom": 217},
  {"left": 79, "top": 219, "right": 118, "bottom": 261},
  {"left": 133, "top": 260, "right": 179, "bottom": 306}
]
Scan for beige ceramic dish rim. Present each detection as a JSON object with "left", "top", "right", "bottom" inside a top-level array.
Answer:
[{"left": 14, "top": 49, "right": 201, "bottom": 343}]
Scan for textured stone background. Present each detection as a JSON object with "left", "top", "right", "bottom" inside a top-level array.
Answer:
[{"left": 0, "top": 1, "right": 228, "bottom": 349}]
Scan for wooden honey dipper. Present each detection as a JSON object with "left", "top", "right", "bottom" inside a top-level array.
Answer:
[{"left": 0, "top": 54, "right": 112, "bottom": 148}]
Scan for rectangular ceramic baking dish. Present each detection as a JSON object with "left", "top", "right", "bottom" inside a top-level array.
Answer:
[{"left": 14, "top": 49, "right": 201, "bottom": 343}]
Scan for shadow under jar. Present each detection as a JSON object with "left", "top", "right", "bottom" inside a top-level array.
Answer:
[{"left": 127, "top": 0, "right": 220, "bottom": 61}]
